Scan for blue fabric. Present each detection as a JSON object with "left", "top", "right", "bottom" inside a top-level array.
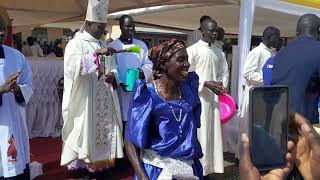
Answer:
[
  {"left": 134, "top": 159, "right": 203, "bottom": 180},
  {"left": 126, "top": 72, "right": 203, "bottom": 179},
  {"left": 262, "top": 57, "right": 274, "bottom": 86},
  {"left": 271, "top": 36, "right": 320, "bottom": 124}
]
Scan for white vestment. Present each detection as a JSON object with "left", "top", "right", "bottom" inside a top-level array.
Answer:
[
  {"left": 187, "top": 40, "right": 224, "bottom": 175},
  {"left": 187, "top": 30, "right": 202, "bottom": 47},
  {"left": 108, "top": 38, "right": 152, "bottom": 122},
  {"left": 0, "top": 45, "right": 33, "bottom": 178},
  {"left": 61, "top": 31, "right": 123, "bottom": 166},
  {"left": 238, "top": 42, "right": 275, "bottom": 156}
]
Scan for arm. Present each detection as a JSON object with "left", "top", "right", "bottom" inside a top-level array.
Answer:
[
  {"left": 217, "top": 52, "right": 229, "bottom": 88},
  {"left": 124, "top": 139, "right": 148, "bottom": 180},
  {"left": 125, "top": 80, "right": 153, "bottom": 179},
  {"left": 0, "top": 71, "right": 23, "bottom": 106},
  {"left": 80, "top": 48, "right": 116, "bottom": 76},
  {"left": 187, "top": 47, "right": 225, "bottom": 95},
  {"left": 242, "top": 50, "right": 263, "bottom": 84},
  {"left": 14, "top": 55, "right": 33, "bottom": 104},
  {"left": 204, "top": 81, "right": 226, "bottom": 95},
  {"left": 105, "top": 55, "right": 119, "bottom": 89}
]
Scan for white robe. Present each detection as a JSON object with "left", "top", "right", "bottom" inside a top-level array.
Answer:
[
  {"left": 61, "top": 31, "right": 123, "bottom": 166},
  {"left": 215, "top": 47, "right": 229, "bottom": 88},
  {"left": 0, "top": 45, "right": 33, "bottom": 178},
  {"left": 108, "top": 38, "right": 152, "bottom": 122},
  {"left": 238, "top": 42, "right": 275, "bottom": 156},
  {"left": 187, "top": 40, "right": 224, "bottom": 175}
]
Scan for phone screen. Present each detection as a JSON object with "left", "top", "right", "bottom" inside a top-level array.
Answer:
[{"left": 249, "top": 86, "right": 288, "bottom": 170}]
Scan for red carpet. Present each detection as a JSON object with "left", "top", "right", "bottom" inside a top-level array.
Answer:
[{"left": 30, "top": 137, "right": 134, "bottom": 180}]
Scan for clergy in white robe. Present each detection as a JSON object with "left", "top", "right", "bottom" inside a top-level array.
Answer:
[
  {"left": 61, "top": 0, "right": 123, "bottom": 171},
  {"left": 188, "top": 19, "right": 228, "bottom": 177},
  {"left": 108, "top": 15, "right": 152, "bottom": 123},
  {"left": 0, "top": 45, "right": 33, "bottom": 178},
  {"left": 0, "top": 10, "right": 33, "bottom": 179},
  {"left": 188, "top": 39, "right": 224, "bottom": 175},
  {"left": 238, "top": 26, "right": 280, "bottom": 157}
]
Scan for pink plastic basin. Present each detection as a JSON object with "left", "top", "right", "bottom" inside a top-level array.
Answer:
[{"left": 219, "top": 93, "right": 236, "bottom": 125}]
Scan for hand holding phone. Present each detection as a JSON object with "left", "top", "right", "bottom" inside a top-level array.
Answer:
[
  {"left": 249, "top": 86, "right": 289, "bottom": 171},
  {"left": 240, "top": 133, "right": 294, "bottom": 180}
]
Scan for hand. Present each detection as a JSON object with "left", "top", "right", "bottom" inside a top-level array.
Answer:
[
  {"left": 0, "top": 73, "right": 19, "bottom": 94},
  {"left": 289, "top": 113, "right": 320, "bottom": 180},
  {"left": 95, "top": 47, "right": 116, "bottom": 56},
  {"left": 204, "top": 81, "right": 226, "bottom": 95},
  {"left": 11, "top": 81, "right": 21, "bottom": 94},
  {"left": 119, "top": 83, "right": 128, "bottom": 92},
  {"left": 105, "top": 72, "right": 115, "bottom": 84},
  {"left": 240, "top": 133, "right": 295, "bottom": 180}
]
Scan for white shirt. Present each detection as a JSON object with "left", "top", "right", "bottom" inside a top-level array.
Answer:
[
  {"left": 243, "top": 42, "right": 275, "bottom": 86},
  {"left": 30, "top": 44, "right": 44, "bottom": 57}
]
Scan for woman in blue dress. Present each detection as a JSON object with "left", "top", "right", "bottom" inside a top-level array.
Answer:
[{"left": 125, "top": 39, "right": 203, "bottom": 180}]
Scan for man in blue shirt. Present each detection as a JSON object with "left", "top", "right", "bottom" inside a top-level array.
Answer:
[{"left": 271, "top": 14, "right": 320, "bottom": 124}]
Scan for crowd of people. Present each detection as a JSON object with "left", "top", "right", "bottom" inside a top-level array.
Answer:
[
  {"left": 1, "top": 0, "right": 320, "bottom": 179},
  {"left": 21, "top": 37, "right": 66, "bottom": 58}
]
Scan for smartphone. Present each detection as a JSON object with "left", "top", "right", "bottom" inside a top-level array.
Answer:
[{"left": 249, "top": 86, "right": 289, "bottom": 171}]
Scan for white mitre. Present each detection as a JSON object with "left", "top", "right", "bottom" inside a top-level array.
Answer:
[{"left": 85, "top": 0, "right": 109, "bottom": 23}]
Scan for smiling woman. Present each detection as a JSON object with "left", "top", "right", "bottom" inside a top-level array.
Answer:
[{"left": 124, "top": 39, "right": 204, "bottom": 180}]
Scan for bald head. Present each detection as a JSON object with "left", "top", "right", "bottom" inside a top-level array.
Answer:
[{"left": 296, "top": 14, "right": 320, "bottom": 39}]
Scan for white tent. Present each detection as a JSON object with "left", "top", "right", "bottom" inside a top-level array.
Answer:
[
  {"left": 130, "top": 4, "right": 299, "bottom": 37},
  {"left": 0, "top": 0, "right": 232, "bottom": 26}
]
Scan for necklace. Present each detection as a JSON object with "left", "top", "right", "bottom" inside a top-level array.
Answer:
[{"left": 153, "top": 81, "right": 183, "bottom": 122}]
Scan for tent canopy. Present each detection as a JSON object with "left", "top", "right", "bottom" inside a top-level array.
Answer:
[
  {"left": 131, "top": 4, "right": 299, "bottom": 37},
  {"left": 0, "top": 0, "right": 232, "bottom": 26}
]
